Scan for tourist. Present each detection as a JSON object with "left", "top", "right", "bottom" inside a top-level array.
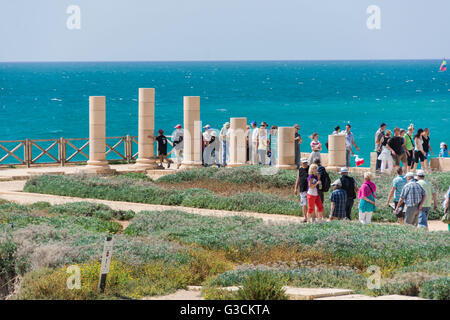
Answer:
[
  {"left": 357, "top": 172, "right": 376, "bottom": 224},
  {"left": 386, "top": 167, "right": 407, "bottom": 224},
  {"left": 422, "top": 128, "right": 433, "bottom": 173},
  {"left": 412, "top": 128, "right": 426, "bottom": 172},
  {"left": 219, "top": 122, "right": 230, "bottom": 167},
  {"left": 314, "top": 158, "right": 330, "bottom": 205},
  {"left": 257, "top": 122, "right": 268, "bottom": 165},
  {"left": 416, "top": 170, "right": 437, "bottom": 231},
  {"left": 444, "top": 187, "right": 450, "bottom": 231},
  {"left": 250, "top": 121, "right": 259, "bottom": 164},
  {"left": 332, "top": 126, "right": 341, "bottom": 135},
  {"left": 404, "top": 125, "right": 415, "bottom": 171},
  {"left": 440, "top": 142, "right": 449, "bottom": 158},
  {"left": 344, "top": 124, "right": 360, "bottom": 167},
  {"left": 340, "top": 167, "right": 358, "bottom": 220},
  {"left": 269, "top": 125, "right": 278, "bottom": 166},
  {"left": 209, "top": 129, "right": 221, "bottom": 168},
  {"left": 329, "top": 179, "right": 347, "bottom": 220},
  {"left": 306, "top": 164, "right": 324, "bottom": 222},
  {"left": 202, "top": 125, "right": 214, "bottom": 167},
  {"left": 154, "top": 129, "right": 173, "bottom": 169},
  {"left": 394, "top": 172, "right": 426, "bottom": 227},
  {"left": 308, "top": 133, "right": 322, "bottom": 165},
  {"left": 386, "top": 127, "right": 407, "bottom": 174},
  {"left": 375, "top": 123, "right": 387, "bottom": 173},
  {"left": 294, "top": 124, "right": 302, "bottom": 169},
  {"left": 377, "top": 129, "right": 394, "bottom": 174},
  {"left": 172, "top": 124, "right": 184, "bottom": 169},
  {"left": 245, "top": 124, "right": 251, "bottom": 163},
  {"left": 294, "top": 158, "right": 310, "bottom": 223}
]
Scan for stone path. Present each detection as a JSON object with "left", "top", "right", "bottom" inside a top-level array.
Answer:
[{"left": 0, "top": 179, "right": 448, "bottom": 231}]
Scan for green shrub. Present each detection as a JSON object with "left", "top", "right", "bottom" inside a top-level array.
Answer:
[
  {"left": 0, "top": 236, "right": 18, "bottom": 297},
  {"left": 419, "top": 277, "right": 450, "bottom": 300},
  {"left": 49, "top": 202, "right": 135, "bottom": 221},
  {"left": 376, "top": 272, "right": 438, "bottom": 297},
  {"left": 29, "top": 202, "right": 52, "bottom": 211},
  {"left": 235, "top": 270, "right": 288, "bottom": 300}
]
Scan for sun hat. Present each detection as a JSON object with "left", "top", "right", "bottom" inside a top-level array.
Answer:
[
  {"left": 294, "top": 124, "right": 300, "bottom": 129},
  {"left": 441, "top": 142, "right": 446, "bottom": 148},
  {"left": 203, "top": 124, "right": 212, "bottom": 130},
  {"left": 417, "top": 170, "right": 425, "bottom": 177},
  {"left": 174, "top": 124, "right": 182, "bottom": 129},
  {"left": 224, "top": 122, "right": 230, "bottom": 127},
  {"left": 405, "top": 172, "right": 415, "bottom": 178},
  {"left": 331, "top": 179, "right": 342, "bottom": 186},
  {"left": 340, "top": 167, "right": 349, "bottom": 173},
  {"left": 301, "top": 158, "right": 309, "bottom": 163}
]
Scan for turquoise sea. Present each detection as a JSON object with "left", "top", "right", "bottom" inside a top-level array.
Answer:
[{"left": 0, "top": 60, "right": 449, "bottom": 166}]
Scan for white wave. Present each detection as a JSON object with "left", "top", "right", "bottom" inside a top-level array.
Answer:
[
  {"left": 216, "top": 108, "right": 227, "bottom": 112},
  {"left": 51, "top": 98, "right": 62, "bottom": 101}
]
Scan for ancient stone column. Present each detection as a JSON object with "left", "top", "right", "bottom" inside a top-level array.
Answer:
[
  {"left": 181, "top": 96, "right": 202, "bottom": 169},
  {"left": 135, "top": 88, "right": 157, "bottom": 169},
  {"left": 84, "top": 96, "right": 115, "bottom": 174},
  {"left": 327, "top": 134, "right": 346, "bottom": 169},
  {"left": 228, "top": 117, "right": 247, "bottom": 167},
  {"left": 277, "top": 127, "right": 296, "bottom": 169}
]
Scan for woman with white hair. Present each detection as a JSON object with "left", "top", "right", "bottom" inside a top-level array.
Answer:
[{"left": 357, "top": 172, "right": 377, "bottom": 224}]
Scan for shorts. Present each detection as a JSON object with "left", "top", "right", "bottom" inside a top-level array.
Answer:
[
  {"left": 414, "top": 150, "right": 425, "bottom": 163},
  {"left": 394, "top": 201, "right": 405, "bottom": 218},
  {"left": 392, "top": 153, "right": 407, "bottom": 166},
  {"left": 307, "top": 194, "right": 324, "bottom": 214},
  {"left": 418, "top": 207, "right": 430, "bottom": 228},
  {"left": 406, "top": 149, "right": 414, "bottom": 167},
  {"left": 300, "top": 192, "right": 307, "bottom": 206},
  {"left": 405, "top": 205, "right": 420, "bottom": 226}
]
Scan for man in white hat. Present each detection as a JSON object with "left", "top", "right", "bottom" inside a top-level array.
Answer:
[
  {"left": 329, "top": 179, "right": 347, "bottom": 220},
  {"left": 339, "top": 167, "right": 358, "bottom": 220},
  {"left": 294, "top": 158, "right": 310, "bottom": 222},
  {"left": 219, "top": 122, "right": 230, "bottom": 167},
  {"left": 172, "top": 124, "right": 184, "bottom": 169},
  {"left": 416, "top": 170, "right": 437, "bottom": 231},
  {"left": 395, "top": 172, "right": 426, "bottom": 227}
]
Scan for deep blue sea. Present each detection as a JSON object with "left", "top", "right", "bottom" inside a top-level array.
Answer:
[{"left": 0, "top": 60, "right": 449, "bottom": 165}]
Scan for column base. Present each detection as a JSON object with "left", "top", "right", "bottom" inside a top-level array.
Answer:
[
  {"left": 83, "top": 165, "right": 117, "bottom": 175},
  {"left": 276, "top": 164, "right": 297, "bottom": 170},
  {"left": 180, "top": 161, "right": 203, "bottom": 170},
  {"left": 134, "top": 158, "right": 159, "bottom": 170}
]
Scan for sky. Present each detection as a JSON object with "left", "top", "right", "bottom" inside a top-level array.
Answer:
[{"left": 0, "top": 0, "right": 449, "bottom": 61}]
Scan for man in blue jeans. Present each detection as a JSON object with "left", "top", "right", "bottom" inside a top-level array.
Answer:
[
  {"left": 219, "top": 122, "right": 230, "bottom": 167},
  {"left": 344, "top": 124, "right": 360, "bottom": 167}
]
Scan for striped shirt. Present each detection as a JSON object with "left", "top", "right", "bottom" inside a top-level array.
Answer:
[
  {"left": 330, "top": 188, "right": 347, "bottom": 218},
  {"left": 399, "top": 181, "right": 426, "bottom": 207}
]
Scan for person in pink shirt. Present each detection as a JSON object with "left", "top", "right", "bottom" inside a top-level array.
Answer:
[{"left": 357, "top": 172, "right": 377, "bottom": 224}]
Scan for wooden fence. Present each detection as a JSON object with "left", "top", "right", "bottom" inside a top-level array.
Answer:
[{"left": 0, "top": 135, "right": 173, "bottom": 168}]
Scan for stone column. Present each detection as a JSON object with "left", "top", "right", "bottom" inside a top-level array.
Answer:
[
  {"left": 84, "top": 96, "right": 115, "bottom": 174},
  {"left": 135, "top": 88, "right": 157, "bottom": 169},
  {"left": 181, "top": 96, "right": 202, "bottom": 169},
  {"left": 327, "top": 134, "right": 346, "bottom": 169},
  {"left": 228, "top": 117, "right": 247, "bottom": 167},
  {"left": 277, "top": 127, "right": 296, "bottom": 169}
]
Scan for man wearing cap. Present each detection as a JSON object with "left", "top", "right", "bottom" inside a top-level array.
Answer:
[
  {"left": 172, "top": 124, "right": 184, "bottom": 169},
  {"left": 416, "top": 170, "right": 437, "bottom": 231},
  {"left": 257, "top": 122, "right": 268, "bottom": 165},
  {"left": 294, "top": 124, "right": 302, "bottom": 169},
  {"left": 329, "top": 179, "right": 347, "bottom": 220},
  {"left": 250, "top": 121, "right": 259, "bottom": 164},
  {"left": 294, "top": 158, "right": 310, "bottom": 222},
  {"left": 339, "top": 167, "right": 358, "bottom": 220},
  {"left": 395, "top": 172, "right": 426, "bottom": 227},
  {"left": 219, "top": 122, "right": 230, "bottom": 167},
  {"left": 375, "top": 123, "right": 387, "bottom": 173}
]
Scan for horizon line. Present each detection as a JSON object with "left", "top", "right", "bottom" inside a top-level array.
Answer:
[{"left": 0, "top": 58, "right": 446, "bottom": 64}]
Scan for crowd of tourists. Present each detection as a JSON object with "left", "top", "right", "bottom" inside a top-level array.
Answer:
[{"left": 375, "top": 123, "right": 449, "bottom": 175}]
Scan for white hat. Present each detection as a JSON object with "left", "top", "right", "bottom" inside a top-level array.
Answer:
[
  {"left": 416, "top": 170, "right": 425, "bottom": 177},
  {"left": 405, "top": 172, "right": 415, "bottom": 178},
  {"left": 331, "top": 179, "right": 342, "bottom": 186},
  {"left": 340, "top": 167, "right": 349, "bottom": 173},
  {"left": 301, "top": 158, "right": 309, "bottom": 163}
]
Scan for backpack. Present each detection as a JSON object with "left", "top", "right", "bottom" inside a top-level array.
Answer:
[
  {"left": 319, "top": 166, "right": 331, "bottom": 192},
  {"left": 341, "top": 175, "right": 356, "bottom": 199}
]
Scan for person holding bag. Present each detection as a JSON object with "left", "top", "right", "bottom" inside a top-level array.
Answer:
[{"left": 357, "top": 172, "right": 377, "bottom": 224}]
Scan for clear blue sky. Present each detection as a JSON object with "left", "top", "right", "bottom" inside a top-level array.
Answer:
[{"left": 1, "top": 0, "right": 449, "bottom": 61}]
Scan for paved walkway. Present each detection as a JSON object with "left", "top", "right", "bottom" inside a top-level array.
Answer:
[{"left": 0, "top": 180, "right": 448, "bottom": 230}]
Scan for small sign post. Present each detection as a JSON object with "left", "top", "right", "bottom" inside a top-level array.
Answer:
[{"left": 98, "top": 236, "right": 114, "bottom": 293}]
